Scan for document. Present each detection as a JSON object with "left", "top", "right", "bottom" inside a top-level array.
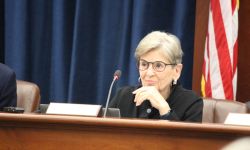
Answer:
[
  {"left": 46, "top": 103, "right": 102, "bottom": 117},
  {"left": 224, "top": 113, "right": 250, "bottom": 126}
]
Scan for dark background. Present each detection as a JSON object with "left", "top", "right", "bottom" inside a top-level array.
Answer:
[{"left": 0, "top": 0, "right": 196, "bottom": 105}]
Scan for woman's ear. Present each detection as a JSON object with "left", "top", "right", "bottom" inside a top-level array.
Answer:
[{"left": 174, "top": 64, "right": 183, "bottom": 80}]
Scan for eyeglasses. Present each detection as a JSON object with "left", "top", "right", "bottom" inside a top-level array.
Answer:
[{"left": 137, "top": 59, "right": 176, "bottom": 72}]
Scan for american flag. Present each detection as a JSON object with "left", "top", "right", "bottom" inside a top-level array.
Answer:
[{"left": 201, "top": 0, "right": 239, "bottom": 100}]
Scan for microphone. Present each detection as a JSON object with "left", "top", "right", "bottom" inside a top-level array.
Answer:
[{"left": 103, "top": 70, "right": 122, "bottom": 117}]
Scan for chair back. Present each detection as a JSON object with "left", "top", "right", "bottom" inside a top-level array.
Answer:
[
  {"left": 16, "top": 80, "right": 41, "bottom": 112},
  {"left": 202, "top": 98, "right": 247, "bottom": 123}
]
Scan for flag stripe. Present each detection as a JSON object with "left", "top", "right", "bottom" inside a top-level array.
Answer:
[
  {"left": 209, "top": 14, "right": 225, "bottom": 99},
  {"left": 211, "top": 0, "right": 233, "bottom": 100},
  {"left": 205, "top": 33, "right": 212, "bottom": 97},
  {"left": 233, "top": 40, "right": 238, "bottom": 74},
  {"left": 232, "top": 0, "right": 237, "bottom": 12}
]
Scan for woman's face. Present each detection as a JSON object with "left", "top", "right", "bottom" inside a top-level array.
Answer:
[{"left": 139, "top": 49, "right": 182, "bottom": 96}]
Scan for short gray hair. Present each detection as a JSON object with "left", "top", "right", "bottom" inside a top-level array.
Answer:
[{"left": 134, "top": 31, "right": 183, "bottom": 64}]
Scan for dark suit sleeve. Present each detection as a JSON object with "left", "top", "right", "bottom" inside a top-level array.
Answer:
[
  {"left": 0, "top": 71, "right": 17, "bottom": 110},
  {"left": 160, "top": 110, "right": 179, "bottom": 120},
  {"left": 160, "top": 98, "right": 203, "bottom": 122},
  {"left": 183, "top": 97, "right": 203, "bottom": 122}
]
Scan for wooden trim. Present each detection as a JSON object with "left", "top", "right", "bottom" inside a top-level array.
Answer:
[
  {"left": 192, "top": 0, "right": 210, "bottom": 96},
  {"left": 1, "top": 113, "right": 250, "bottom": 149},
  {"left": 236, "top": 0, "right": 250, "bottom": 102}
]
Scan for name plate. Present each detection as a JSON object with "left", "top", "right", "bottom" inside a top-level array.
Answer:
[
  {"left": 46, "top": 103, "right": 102, "bottom": 117},
  {"left": 224, "top": 113, "right": 250, "bottom": 126}
]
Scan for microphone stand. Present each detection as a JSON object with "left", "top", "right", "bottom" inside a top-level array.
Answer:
[{"left": 103, "top": 76, "right": 117, "bottom": 118}]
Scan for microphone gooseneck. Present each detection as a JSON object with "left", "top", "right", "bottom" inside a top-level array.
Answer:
[{"left": 103, "top": 70, "right": 122, "bottom": 118}]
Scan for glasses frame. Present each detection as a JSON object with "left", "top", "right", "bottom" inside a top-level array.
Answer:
[{"left": 137, "top": 59, "right": 176, "bottom": 72}]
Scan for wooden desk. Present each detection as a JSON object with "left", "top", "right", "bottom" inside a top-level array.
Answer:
[{"left": 0, "top": 113, "right": 250, "bottom": 150}]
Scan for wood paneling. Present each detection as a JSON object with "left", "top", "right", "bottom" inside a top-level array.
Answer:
[
  {"left": 192, "top": 0, "right": 210, "bottom": 96},
  {"left": 0, "top": 113, "right": 250, "bottom": 150},
  {"left": 237, "top": 0, "right": 250, "bottom": 102}
]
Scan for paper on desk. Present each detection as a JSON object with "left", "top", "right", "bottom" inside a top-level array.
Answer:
[
  {"left": 224, "top": 113, "right": 250, "bottom": 126},
  {"left": 46, "top": 103, "right": 102, "bottom": 117}
]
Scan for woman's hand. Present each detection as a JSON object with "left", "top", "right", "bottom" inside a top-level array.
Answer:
[{"left": 132, "top": 86, "right": 171, "bottom": 115}]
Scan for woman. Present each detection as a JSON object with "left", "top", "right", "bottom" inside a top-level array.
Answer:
[{"left": 109, "top": 31, "right": 203, "bottom": 122}]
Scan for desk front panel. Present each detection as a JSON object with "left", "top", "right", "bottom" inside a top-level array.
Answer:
[{"left": 0, "top": 113, "right": 249, "bottom": 150}]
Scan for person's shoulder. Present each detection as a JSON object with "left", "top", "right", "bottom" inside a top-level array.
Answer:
[
  {"left": 110, "top": 85, "right": 138, "bottom": 107},
  {"left": 175, "top": 84, "right": 202, "bottom": 101},
  {"left": 117, "top": 85, "right": 138, "bottom": 93},
  {"left": 0, "top": 63, "right": 15, "bottom": 81},
  {"left": 0, "top": 63, "right": 16, "bottom": 89},
  {"left": 0, "top": 63, "right": 15, "bottom": 77}
]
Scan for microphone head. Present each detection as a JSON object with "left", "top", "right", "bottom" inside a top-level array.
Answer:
[{"left": 114, "top": 70, "right": 122, "bottom": 80}]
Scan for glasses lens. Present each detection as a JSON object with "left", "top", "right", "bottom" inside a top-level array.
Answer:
[
  {"left": 139, "top": 60, "right": 148, "bottom": 70},
  {"left": 153, "top": 62, "right": 166, "bottom": 72}
]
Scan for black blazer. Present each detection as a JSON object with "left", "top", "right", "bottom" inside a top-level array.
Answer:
[
  {"left": 109, "top": 83, "right": 203, "bottom": 122},
  {"left": 0, "top": 63, "right": 17, "bottom": 110}
]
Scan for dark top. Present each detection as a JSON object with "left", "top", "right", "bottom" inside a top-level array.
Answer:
[
  {"left": 0, "top": 63, "right": 17, "bottom": 110},
  {"left": 109, "top": 82, "right": 203, "bottom": 122}
]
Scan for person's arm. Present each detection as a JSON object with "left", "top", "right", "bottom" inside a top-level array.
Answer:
[
  {"left": 160, "top": 98, "right": 203, "bottom": 122},
  {"left": 0, "top": 71, "right": 17, "bottom": 110},
  {"left": 182, "top": 98, "right": 203, "bottom": 122}
]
